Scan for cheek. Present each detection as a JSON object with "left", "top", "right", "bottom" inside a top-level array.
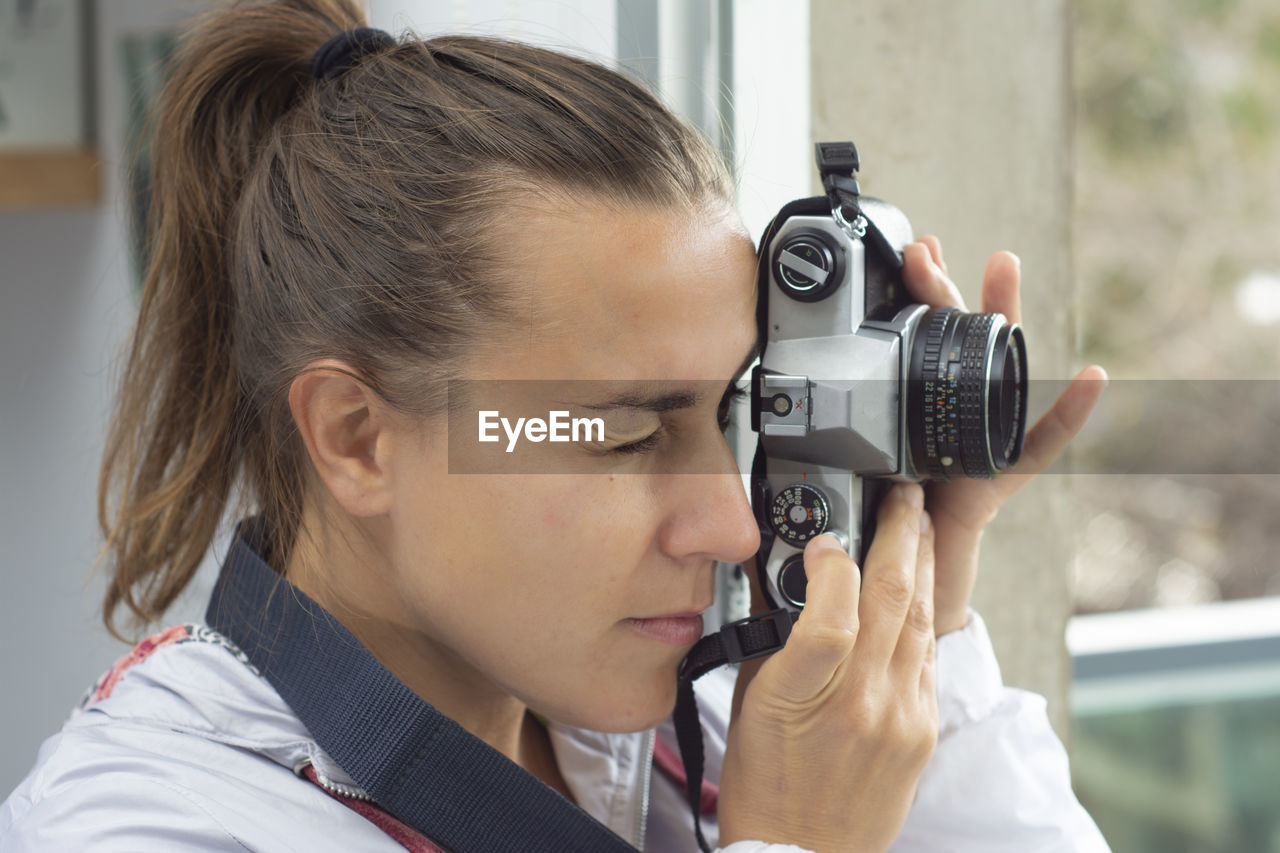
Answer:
[
  {"left": 536, "top": 475, "right": 639, "bottom": 543},
  {"left": 399, "top": 474, "right": 650, "bottom": 605},
  {"left": 397, "top": 477, "right": 684, "bottom": 731},
  {"left": 540, "top": 501, "right": 568, "bottom": 530}
]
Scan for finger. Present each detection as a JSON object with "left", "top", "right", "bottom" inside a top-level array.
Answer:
[
  {"left": 765, "top": 533, "right": 862, "bottom": 702},
  {"left": 918, "top": 630, "right": 938, "bottom": 719},
  {"left": 918, "top": 234, "right": 947, "bottom": 274},
  {"left": 893, "top": 510, "right": 935, "bottom": 673},
  {"left": 995, "top": 364, "right": 1108, "bottom": 500},
  {"left": 980, "top": 251, "right": 1022, "bottom": 325},
  {"left": 855, "top": 483, "right": 924, "bottom": 664},
  {"left": 901, "top": 241, "right": 967, "bottom": 311}
]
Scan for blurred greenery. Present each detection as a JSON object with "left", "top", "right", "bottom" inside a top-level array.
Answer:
[
  {"left": 1072, "top": 0, "right": 1280, "bottom": 608},
  {"left": 1221, "top": 89, "right": 1272, "bottom": 142},
  {"left": 1070, "top": 2, "right": 1280, "bottom": 849}
]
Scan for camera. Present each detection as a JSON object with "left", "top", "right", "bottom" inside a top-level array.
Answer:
[{"left": 749, "top": 142, "right": 1028, "bottom": 612}]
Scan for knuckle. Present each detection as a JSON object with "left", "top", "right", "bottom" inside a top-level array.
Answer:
[
  {"left": 841, "top": 691, "right": 880, "bottom": 736},
  {"left": 869, "top": 568, "right": 913, "bottom": 612},
  {"left": 886, "top": 705, "right": 936, "bottom": 756},
  {"left": 794, "top": 622, "right": 859, "bottom": 659},
  {"left": 878, "top": 717, "right": 912, "bottom": 754},
  {"left": 921, "top": 634, "right": 938, "bottom": 666},
  {"left": 905, "top": 594, "right": 934, "bottom": 633},
  {"left": 912, "top": 721, "right": 940, "bottom": 765}
]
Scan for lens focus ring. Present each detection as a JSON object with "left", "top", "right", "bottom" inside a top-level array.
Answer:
[
  {"left": 958, "top": 313, "right": 995, "bottom": 478},
  {"left": 908, "top": 307, "right": 1028, "bottom": 482}
]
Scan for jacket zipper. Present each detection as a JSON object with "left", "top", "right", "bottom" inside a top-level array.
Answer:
[
  {"left": 634, "top": 729, "right": 656, "bottom": 850},
  {"left": 294, "top": 758, "right": 373, "bottom": 802},
  {"left": 301, "top": 737, "right": 655, "bottom": 846}
]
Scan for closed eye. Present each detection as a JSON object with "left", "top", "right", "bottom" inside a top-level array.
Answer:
[
  {"left": 608, "top": 381, "right": 748, "bottom": 456},
  {"left": 611, "top": 429, "right": 664, "bottom": 455},
  {"left": 718, "top": 384, "right": 748, "bottom": 432}
]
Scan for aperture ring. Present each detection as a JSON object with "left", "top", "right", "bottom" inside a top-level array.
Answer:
[{"left": 918, "top": 308, "right": 958, "bottom": 479}]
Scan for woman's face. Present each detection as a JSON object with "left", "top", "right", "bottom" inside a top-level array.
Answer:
[{"left": 382, "top": 196, "right": 761, "bottom": 733}]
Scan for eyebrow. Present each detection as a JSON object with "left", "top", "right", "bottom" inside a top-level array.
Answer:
[{"left": 576, "top": 333, "right": 763, "bottom": 414}]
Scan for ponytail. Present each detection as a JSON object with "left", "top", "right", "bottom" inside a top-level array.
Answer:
[{"left": 99, "top": 0, "right": 365, "bottom": 640}]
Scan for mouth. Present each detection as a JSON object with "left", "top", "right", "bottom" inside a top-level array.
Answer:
[{"left": 625, "top": 611, "right": 706, "bottom": 646}]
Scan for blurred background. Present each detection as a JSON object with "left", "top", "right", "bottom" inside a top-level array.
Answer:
[
  {"left": 2, "top": 1, "right": 1278, "bottom": 850},
  {"left": 1069, "top": 1, "right": 1280, "bottom": 850}
]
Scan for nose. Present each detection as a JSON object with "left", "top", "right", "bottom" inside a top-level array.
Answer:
[{"left": 655, "top": 444, "right": 762, "bottom": 565}]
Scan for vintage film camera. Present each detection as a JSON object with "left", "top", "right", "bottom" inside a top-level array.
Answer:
[{"left": 749, "top": 142, "right": 1029, "bottom": 612}]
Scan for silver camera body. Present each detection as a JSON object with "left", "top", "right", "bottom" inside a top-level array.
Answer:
[{"left": 750, "top": 143, "right": 1027, "bottom": 613}]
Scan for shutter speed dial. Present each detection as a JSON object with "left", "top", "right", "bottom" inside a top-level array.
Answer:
[{"left": 769, "top": 483, "right": 831, "bottom": 547}]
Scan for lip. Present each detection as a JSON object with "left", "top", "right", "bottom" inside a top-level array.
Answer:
[{"left": 626, "top": 611, "right": 706, "bottom": 646}]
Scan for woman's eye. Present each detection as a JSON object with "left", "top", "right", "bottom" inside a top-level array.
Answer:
[
  {"left": 718, "top": 384, "right": 748, "bottom": 432},
  {"left": 611, "top": 383, "right": 746, "bottom": 455},
  {"left": 611, "top": 430, "right": 663, "bottom": 455}
]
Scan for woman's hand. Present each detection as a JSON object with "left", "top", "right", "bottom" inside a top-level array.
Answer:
[
  {"left": 719, "top": 483, "right": 938, "bottom": 853},
  {"left": 901, "top": 238, "right": 1107, "bottom": 635}
]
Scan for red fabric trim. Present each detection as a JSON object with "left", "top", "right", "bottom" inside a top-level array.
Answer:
[
  {"left": 84, "top": 624, "right": 190, "bottom": 706},
  {"left": 301, "top": 765, "right": 447, "bottom": 852},
  {"left": 653, "top": 735, "right": 719, "bottom": 815}
]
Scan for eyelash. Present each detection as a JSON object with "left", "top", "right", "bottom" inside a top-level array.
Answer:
[{"left": 611, "top": 384, "right": 748, "bottom": 456}]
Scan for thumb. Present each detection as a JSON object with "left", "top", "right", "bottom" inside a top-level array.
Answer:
[{"left": 757, "top": 534, "right": 860, "bottom": 704}]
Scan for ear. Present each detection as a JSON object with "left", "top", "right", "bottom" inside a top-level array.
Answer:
[{"left": 288, "top": 359, "right": 395, "bottom": 518}]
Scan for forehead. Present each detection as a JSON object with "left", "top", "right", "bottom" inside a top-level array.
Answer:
[{"left": 471, "top": 197, "right": 759, "bottom": 382}]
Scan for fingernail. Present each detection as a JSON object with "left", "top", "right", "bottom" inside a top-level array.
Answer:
[
  {"left": 899, "top": 482, "right": 925, "bottom": 509},
  {"left": 813, "top": 532, "right": 844, "bottom": 551}
]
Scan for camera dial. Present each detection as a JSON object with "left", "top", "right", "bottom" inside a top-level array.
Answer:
[
  {"left": 769, "top": 483, "right": 830, "bottom": 546},
  {"left": 772, "top": 230, "right": 843, "bottom": 302}
]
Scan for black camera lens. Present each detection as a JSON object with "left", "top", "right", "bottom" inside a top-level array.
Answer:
[{"left": 907, "top": 307, "right": 1027, "bottom": 481}]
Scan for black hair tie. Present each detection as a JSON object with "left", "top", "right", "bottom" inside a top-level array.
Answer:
[{"left": 310, "top": 27, "right": 395, "bottom": 81}]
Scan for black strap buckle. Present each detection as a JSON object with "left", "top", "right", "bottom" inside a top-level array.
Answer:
[
  {"left": 719, "top": 608, "right": 796, "bottom": 664},
  {"left": 815, "top": 140, "right": 860, "bottom": 176}
]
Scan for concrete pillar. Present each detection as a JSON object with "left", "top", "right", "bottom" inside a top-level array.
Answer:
[{"left": 810, "top": 0, "right": 1075, "bottom": 734}]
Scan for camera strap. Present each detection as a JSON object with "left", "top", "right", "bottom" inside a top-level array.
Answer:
[
  {"left": 816, "top": 141, "right": 868, "bottom": 239},
  {"left": 815, "top": 141, "right": 914, "bottom": 271},
  {"left": 674, "top": 607, "right": 799, "bottom": 852}
]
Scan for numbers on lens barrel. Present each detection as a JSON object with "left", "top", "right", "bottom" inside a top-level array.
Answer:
[{"left": 769, "top": 483, "right": 830, "bottom": 547}]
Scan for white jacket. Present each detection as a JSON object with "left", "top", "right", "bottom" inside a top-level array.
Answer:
[
  {"left": 1, "top": 528, "right": 1109, "bottom": 852},
  {"left": 0, "top": 616, "right": 1108, "bottom": 852}
]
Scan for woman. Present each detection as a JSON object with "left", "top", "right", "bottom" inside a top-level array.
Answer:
[{"left": 0, "top": 1, "right": 1109, "bottom": 850}]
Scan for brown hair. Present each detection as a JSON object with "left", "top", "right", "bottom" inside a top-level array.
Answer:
[{"left": 98, "top": 0, "right": 733, "bottom": 640}]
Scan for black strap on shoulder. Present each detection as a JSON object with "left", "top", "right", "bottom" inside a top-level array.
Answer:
[{"left": 673, "top": 608, "right": 798, "bottom": 853}]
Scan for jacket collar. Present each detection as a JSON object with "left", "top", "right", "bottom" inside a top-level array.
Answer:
[{"left": 205, "top": 519, "right": 638, "bottom": 853}]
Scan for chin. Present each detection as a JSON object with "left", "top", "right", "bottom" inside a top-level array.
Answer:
[{"left": 548, "top": 668, "right": 680, "bottom": 734}]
